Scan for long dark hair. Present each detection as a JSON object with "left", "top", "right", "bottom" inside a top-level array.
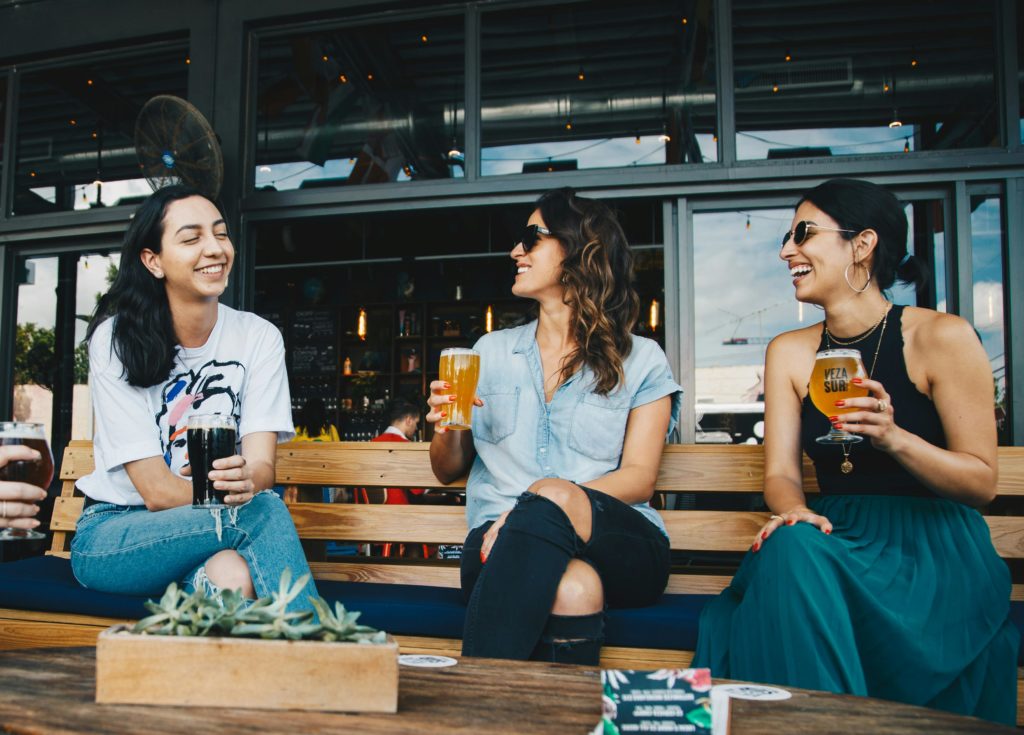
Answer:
[
  {"left": 87, "top": 185, "right": 223, "bottom": 388},
  {"left": 798, "top": 178, "right": 928, "bottom": 292},
  {"left": 297, "top": 397, "right": 330, "bottom": 437},
  {"left": 536, "top": 188, "right": 639, "bottom": 395}
]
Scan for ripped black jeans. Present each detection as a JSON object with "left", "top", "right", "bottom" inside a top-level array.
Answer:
[{"left": 460, "top": 485, "right": 671, "bottom": 663}]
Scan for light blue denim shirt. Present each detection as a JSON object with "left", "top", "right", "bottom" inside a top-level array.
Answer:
[{"left": 466, "top": 320, "right": 682, "bottom": 536}]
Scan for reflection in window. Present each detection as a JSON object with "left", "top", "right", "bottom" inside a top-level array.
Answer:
[
  {"left": 0, "top": 76, "right": 6, "bottom": 165},
  {"left": 13, "top": 44, "right": 189, "bottom": 216},
  {"left": 481, "top": 1, "right": 715, "bottom": 175},
  {"left": 733, "top": 0, "right": 999, "bottom": 160},
  {"left": 969, "top": 196, "right": 1008, "bottom": 444},
  {"left": 254, "top": 15, "right": 464, "bottom": 191},
  {"left": 72, "top": 252, "right": 120, "bottom": 440},
  {"left": 13, "top": 257, "right": 59, "bottom": 444}
]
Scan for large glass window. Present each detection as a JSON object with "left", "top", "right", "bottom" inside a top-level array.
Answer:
[
  {"left": 481, "top": 0, "right": 716, "bottom": 176},
  {"left": 692, "top": 198, "right": 943, "bottom": 444},
  {"left": 0, "top": 75, "right": 7, "bottom": 168},
  {"left": 733, "top": 0, "right": 999, "bottom": 160},
  {"left": 253, "top": 14, "right": 465, "bottom": 191},
  {"left": 13, "top": 44, "right": 189, "bottom": 216},
  {"left": 969, "top": 195, "right": 1009, "bottom": 444}
]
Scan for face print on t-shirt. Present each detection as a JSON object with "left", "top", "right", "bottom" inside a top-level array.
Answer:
[{"left": 155, "top": 359, "right": 245, "bottom": 469}]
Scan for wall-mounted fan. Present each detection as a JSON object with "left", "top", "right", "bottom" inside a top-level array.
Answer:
[{"left": 134, "top": 95, "right": 223, "bottom": 199}]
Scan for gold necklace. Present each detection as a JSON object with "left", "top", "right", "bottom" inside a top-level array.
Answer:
[
  {"left": 828, "top": 304, "right": 890, "bottom": 474},
  {"left": 824, "top": 303, "right": 889, "bottom": 346}
]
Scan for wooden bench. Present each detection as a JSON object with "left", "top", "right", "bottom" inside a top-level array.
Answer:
[{"left": 2, "top": 440, "right": 1023, "bottom": 720}]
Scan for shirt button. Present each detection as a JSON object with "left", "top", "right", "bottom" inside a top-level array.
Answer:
[{"left": 540, "top": 448, "right": 547, "bottom": 453}]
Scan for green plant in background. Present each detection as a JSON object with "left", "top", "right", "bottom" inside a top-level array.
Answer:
[{"left": 132, "top": 570, "right": 386, "bottom": 644}]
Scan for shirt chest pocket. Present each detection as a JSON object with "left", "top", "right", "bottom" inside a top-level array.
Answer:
[
  {"left": 473, "top": 388, "right": 520, "bottom": 445},
  {"left": 569, "top": 392, "right": 631, "bottom": 462}
]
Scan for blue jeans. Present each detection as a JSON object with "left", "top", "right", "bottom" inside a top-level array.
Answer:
[{"left": 71, "top": 491, "right": 319, "bottom": 613}]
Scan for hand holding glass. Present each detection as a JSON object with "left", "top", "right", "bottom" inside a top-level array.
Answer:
[
  {"left": 0, "top": 422, "right": 54, "bottom": 541},
  {"left": 188, "top": 414, "right": 237, "bottom": 507},
  {"left": 808, "top": 349, "right": 869, "bottom": 444},
  {"left": 438, "top": 348, "right": 480, "bottom": 430}
]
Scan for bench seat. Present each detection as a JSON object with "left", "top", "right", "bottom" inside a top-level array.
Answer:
[
  {"left": 6, "top": 553, "right": 1024, "bottom": 667},
  {"left": 0, "top": 554, "right": 711, "bottom": 653}
]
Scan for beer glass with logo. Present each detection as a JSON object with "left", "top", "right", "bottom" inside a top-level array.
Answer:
[
  {"left": 439, "top": 348, "right": 480, "bottom": 430},
  {"left": 187, "top": 414, "right": 237, "bottom": 507},
  {"left": 0, "top": 422, "right": 55, "bottom": 541},
  {"left": 809, "top": 349, "right": 869, "bottom": 444}
]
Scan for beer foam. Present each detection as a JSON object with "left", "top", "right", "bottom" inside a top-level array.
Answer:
[
  {"left": 0, "top": 423, "right": 46, "bottom": 440},
  {"left": 187, "top": 415, "right": 236, "bottom": 430},
  {"left": 440, "top": 348, "right": 479, "bottom": 356}
]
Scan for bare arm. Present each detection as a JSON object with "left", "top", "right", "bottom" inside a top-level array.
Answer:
[
  {"left": 426, "top": 379, "right": 479, "bottom": 484},
  {"left": 126, "top": 431, "right": 278, "bottom": 512},
  {"left": 836, "top": 312, "right": 998, "bottom": 506},
  {"left": 582, "top": 395, "right": 672, "bottom": 505},
  {"left": 762, "top": 334, "right": 813, "bottom": 516}
]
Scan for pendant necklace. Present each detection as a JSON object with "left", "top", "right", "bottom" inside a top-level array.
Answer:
[{"left": 825, "top": 302, "right": 891, "bottom": 474}]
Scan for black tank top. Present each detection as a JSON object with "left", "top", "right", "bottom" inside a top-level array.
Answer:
[{"left": 800, "top": 305, "right": 945, "bottom": 497}]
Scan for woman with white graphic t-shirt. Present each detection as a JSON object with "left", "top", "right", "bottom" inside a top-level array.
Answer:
[{"left": 71, "top": 185, "right": 318, "bottom": 611}]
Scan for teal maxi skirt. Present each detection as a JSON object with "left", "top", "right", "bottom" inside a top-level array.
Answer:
[{"left": 693, "top": 495, "right": 1018, "bottom": 726}]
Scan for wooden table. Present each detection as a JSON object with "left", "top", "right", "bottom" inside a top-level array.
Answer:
[{"left": 0, "top": 648, "right": 1014, "bottom": 734}]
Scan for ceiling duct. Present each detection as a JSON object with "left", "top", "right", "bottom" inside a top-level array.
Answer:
[{"left": 736, "top": 58, "right": 853, "bottom": 93}]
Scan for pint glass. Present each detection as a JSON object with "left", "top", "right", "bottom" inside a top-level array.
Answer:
[
  {"left": 0, "top": 422, "right": 55, "bottom": 541},
  {"left": 187, "top": 414, "right": 237, "bottom": 507},
  {"left": 808, "top": 349, "right": 869, "bottom": 444},
  {"left": 439, "top": 348, "right": 480, "bottom": 430}
]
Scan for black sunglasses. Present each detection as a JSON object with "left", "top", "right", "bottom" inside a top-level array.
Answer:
[
  {"left": 516, "top": 224, "right": 553, "bottom": 252},
  {"left": 782, "top": 220, "right": 859, "bottom": 247}
]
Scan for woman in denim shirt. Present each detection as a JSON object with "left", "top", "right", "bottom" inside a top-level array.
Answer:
[{"left": 428, "top": 188, "right": 682, "bottom": 664}]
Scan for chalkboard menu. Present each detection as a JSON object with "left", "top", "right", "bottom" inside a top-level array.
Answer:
[
  {"left": 292, "top": 310, "right": 337, "bottom": 342},
  {"left": 288, "top": 309, "right": 339, "bottom": 379},
  {"left": 256, "top": 311, "right": 285, "bottom": 336}
]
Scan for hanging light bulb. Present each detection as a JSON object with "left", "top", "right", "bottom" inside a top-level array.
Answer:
[
  {"left": 771, "top": 81, "right": 780, "bottom": 93},
  {"left": 904, "top": 138, "right": 910, "bottom": 153},
  {"left": 746, "top": 214, "right": 751, "bottom": 230},
  {"left": 889, "top": 109, "right": 903, "bottom": 128},
  {"left": 485, "top": 305, "right": 493, "bottom": 333},
  {"left": 338, "top": 73, "right": 348, "bottom": 83},
  {"left": 258, "top": 165, "right": 272, "bottom": 173},
  {"left": 565, "top": 118, "right": 574, "bottom": 131},
  {"left": 910, "top": 58, "right": 918, "bottom": 68},
  {"left": 635, "top": 131, "right": 641, "bottom": 144},
  {"left": 448, "top": 138, "right": 463, "bottom": 160},
  {"left": 658, "top": 122, "right": 671, "bottom": 143},
  {"left": 357, "top": 309, "right": 367, "bottom": 340},
  {"left": 649, "top": 299, "right": 660, "bottom": 331},
  {"left": 577, "top": 66, "right": 585, "bottom": 81},
  {"left": 420, "top": 33, "right": 428, "bottom": 43},
  {"left": 784, "top": 49, "right": 792, "bottom": 62}
]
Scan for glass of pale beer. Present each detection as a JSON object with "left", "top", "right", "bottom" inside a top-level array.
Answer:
[
  {"left": 439, "top": 348, "right": 480, "bottom": 430},
  {"left": 809, "top": 349, "right": 869, "bottom": 444},
  {"left": 0, "top": 422, "right": 55, "bottom": 541}
]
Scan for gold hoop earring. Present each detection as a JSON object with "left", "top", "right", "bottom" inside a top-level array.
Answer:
[{"left": 844, "top": 262, "right": 871, "bottom": 293}]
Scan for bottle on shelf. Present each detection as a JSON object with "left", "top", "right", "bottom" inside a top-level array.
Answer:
[{"left": 342, "top": 356, "right": 352, "bottom": 375}]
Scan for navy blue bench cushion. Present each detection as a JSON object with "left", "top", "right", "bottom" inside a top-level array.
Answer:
[
  {"left": 0, "top": 555, "right": 149, "bottom": 620},
  {"left": 3, "top": 556, "right": 1021, "bottom": 664}
]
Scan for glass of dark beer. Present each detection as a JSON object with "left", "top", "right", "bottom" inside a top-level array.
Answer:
[
  {"left": 0, "top": 422, "right": 55, "bottom": 541},
  {"left": 187, "top": 414, "right": 237, "bottom": 508}
]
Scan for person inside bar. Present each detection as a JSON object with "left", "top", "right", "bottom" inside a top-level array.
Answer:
[
  {"left": 694, "top": 178, "right": 1017, "bottom": 725},
  {"left": 70, "top": 185, "right": 318, "bottom": 612},
  {"left": 427, "top": 187, "right": 682, "bottom": 664}
]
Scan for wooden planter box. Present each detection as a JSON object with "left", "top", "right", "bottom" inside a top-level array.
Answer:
[{"left": 95, "top": 626, "right": 399, "bottom": 713}]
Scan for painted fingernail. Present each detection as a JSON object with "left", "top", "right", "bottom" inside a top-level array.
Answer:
[
  {"left": 834, "top": 400, "right": 845, "bottom": 407},
  {"left": 440, "top": 411, "right": 447, "bottom": 417},
  {"left": 828, "top": 416, "right": 839, "bottom": 423},
  {"left": 443, "top": 383, "right": 451, "bottom": 389},
  {"left": 787, "top": 519, "right": 795, "bottom": 526},
  {"left": 761, "top": 531, "right": 767, "bottom": 540},
  {"left": 851, "top": 378, "right": 863, "bottom": 384},
  {"left": 449, "top": 395, "right": 458, "bottom": 401},
  {"left": 480, "top": 550, "right": 487, "bottom": 564},
  {"left": 824, "top": 529, "right": 832, "bottom": 535}
]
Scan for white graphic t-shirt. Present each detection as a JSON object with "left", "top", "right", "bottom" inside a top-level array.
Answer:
[{"left": 78, "top": 304, "right": 294, "bottom": 506}]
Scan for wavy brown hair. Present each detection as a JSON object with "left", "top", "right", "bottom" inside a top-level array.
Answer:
[{"left": 536, "top": 188, "right": 640, "bottom": 395}]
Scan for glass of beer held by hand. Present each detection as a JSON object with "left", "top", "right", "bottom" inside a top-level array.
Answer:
[
  {"left": 0, "top": 422, "right": 55, "bottom": 541},
  {"left": 187, "top": 414, "right": 237, "bottom": 507},
  {"left": 809, "top": 349, "right": 869, "bottom": 444},
  {"left": 439, "top": 348, "right": 480, "bottom": 430}
]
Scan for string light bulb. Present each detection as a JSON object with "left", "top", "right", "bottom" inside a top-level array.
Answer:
[
  {"left": 904, "top": 138, "right": 910, "bottom": 153},
  {"left": 911, "top": 58, "right": 918, "bottom": 68},
  {"left": 889, "top": 109, "right": 903, "bottom": 128},
  {"left": 772, "top": 82, "right": 780, "bottom": 93},
  {"left": 658, "top": 122, "right": 671, "bottom": 143},
  {"left": 86, "top": 79, "right": 94, "bottom": 86},
  {"left": 577, "top": 66, "right": 585, "bottom": 81},
  {"left": 746, "top": 214, "right": 751, "bottom": 230},
  {"left": 185, "top": 56, "right": 190, "bottom": 65},
  {"left": 485, "top": 305, "right": 493, "bottom": 333},
  {"left": 681, "top": 16, "right": 688, "bottom": 25},
  {"left": 421, "top": 34, "right": 428, "bottom": 43},
  {"left": 258, "top": 165, "right": 272, "bottom": 173},
  {"left": 635, "top": 132, "right": 641, "bottom": 144},
  {"left": 357, "top": 309, "right": 367, "bottom": 340},
  {"left": 339, "top": 74, "right": 348, "bottom": 83},
  {"left": 649, "top": 299, "right": 660, "bottom": 331},
  {"left": 784, "top": 50, "right": 792, "bottom": 62},
  {"left": 565, "top": 119, "right": 573, "bottom": 131}
]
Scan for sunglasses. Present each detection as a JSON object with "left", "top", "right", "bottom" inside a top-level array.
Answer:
[
  {"left": 516, "top": 224, "right": 553, "bottom": 252},
  {"left": 782, "top": 220, "right": 859, "bottom": 247}
]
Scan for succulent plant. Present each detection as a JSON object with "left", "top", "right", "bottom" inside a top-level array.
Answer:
[{"left": 132, "top": 568, "right": 386, "bottom": 644}]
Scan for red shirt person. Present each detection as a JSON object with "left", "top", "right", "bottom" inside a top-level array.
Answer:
[{"left": 368, "top": 399, "right": 423, "bottom": 504}]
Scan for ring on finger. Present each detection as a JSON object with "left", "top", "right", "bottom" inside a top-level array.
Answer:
[
  {"left": 876, "top": 399, "right": 888, "bottom": 413},
  {"left": 769, "top": 514, "right": 784, "bottom": 522}
]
